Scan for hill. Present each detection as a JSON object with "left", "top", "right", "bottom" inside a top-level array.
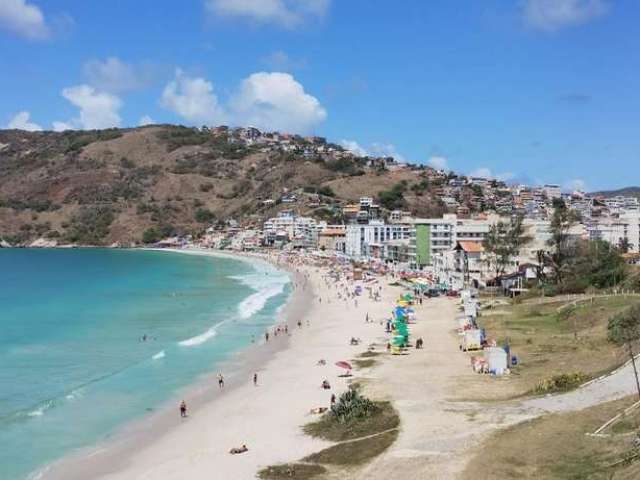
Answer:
[
  {"left": 0, "top": 125, "right": 451, "bottom": 246},
  {"left": 592, "top": 186, "right": 640, "bottom": 199}
]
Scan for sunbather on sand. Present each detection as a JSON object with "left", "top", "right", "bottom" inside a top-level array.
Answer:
[{"left": 229, "top": 444, "right": 248, "bottom": 454}]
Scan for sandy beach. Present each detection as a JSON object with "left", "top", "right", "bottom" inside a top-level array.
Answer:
[
  {"left": 41, "top": 249, "right": 498, "bottom": 480},
  {"left": 39, "top": 250, "right": 398, "bottom": 479}
]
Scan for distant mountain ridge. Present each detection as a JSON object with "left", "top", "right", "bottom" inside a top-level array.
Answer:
[{"left": 591, "top": 187, "right": 640, "bottom": 199}]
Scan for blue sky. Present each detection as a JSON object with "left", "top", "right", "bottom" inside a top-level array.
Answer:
[{"left": 1, "top": 0, "right": 638, "bottom": 191}]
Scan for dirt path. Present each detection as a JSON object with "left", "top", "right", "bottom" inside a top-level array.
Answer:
[{"left": 354, "top": 297, "right": 497, "bottom": 480}]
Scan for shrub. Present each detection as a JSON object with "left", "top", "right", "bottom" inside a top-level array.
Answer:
[
  {"left": 378, "top": 182, "right": 407, "bottom": 210},
  {"left": 607, "top": 305, "right": 640, "bottom": 345},
  {"left": 194, "top": 208, "right": 215, "bottom": 224},
  {"left": 330, "top": 389, "right": 378, "bottom": 424},
  {"left": 64, "top": 206, "right": 115, "bottom": 245},
  {"left": 534, "top": 372, "right": 590, "bottom": 394}
]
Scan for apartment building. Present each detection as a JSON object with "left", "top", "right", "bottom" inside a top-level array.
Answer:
[
  {"left": 345, "top": 221, "right": 411, "bottom": 260},
  {"left": 409, "top": 214, "right": 495, "bottom": 268}
]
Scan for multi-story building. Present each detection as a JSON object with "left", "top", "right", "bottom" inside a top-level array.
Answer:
[
  {"left": 543, "top": 184, "right": 562, "bottom": 200},
  {"left": 409, "top": 214, "right": 495, "bottom": 268},
  {"left": 263, "top": 211, "right": 323, "bottom": 248},
  {"left": 318, "top": 226, "right": 347, "bottom": 253},
  {"left": 345, "top": 221, "right": 411, "bottom": 260},
  {"left": 586, "top": 213, "right": 640, "bottom": 252}
]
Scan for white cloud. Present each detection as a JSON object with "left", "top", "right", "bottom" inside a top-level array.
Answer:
[
  {"left": 340, "top": 139, "right": 368, "bottom": 157},
  {"left": 469, "top": 167, "right": 514, "bottom": 182},
  {"left": 0, "top": 0, "right": 48, "bottom": 40},
  {"left": 138, "top": 115, "right": 154, "bottom": 126},
  {"left": 564, "top": 178, "right": 587, "bottom": 192},
  {"left": 470, "top": 167, "right": 493, "bottom": 179},
  {"left": 160, "top": 69, "right": 226, "bottom": 125},
  {"left": 427, "top": 155, "right": 449, "bottom": 171},
  {"left": 83, "top": 57, "right": 155, "bottom": 93},
  {"left": 205, "top": 0, "right": 330, "bottom": 28},
  {"left": 523, "top": 0, "right": 609, "bottom": 31},
  {"left": 6, "top": 111, "right": 42, "bottom": 131},
  {"left": 52, "top": 121, "right": 73, "bottom": 131},
  {"left": 159, "top": 69, "right": 326, "bottom": 134},
  {"left": 56, "top": 84, "right": 122, "bottom": 130},
  {"left": 369, "top": 143, "right": 406, "bottom": 163},
  {"left": 229, "top": 72, "right": 326, "bottom": 133}
]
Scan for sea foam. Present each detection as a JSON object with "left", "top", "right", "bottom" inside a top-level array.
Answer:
[
  {"left": 152, "top": 350, "right": 166, "bottom": 360},
  {"left": 178, "top": 323, "right": 221, "bottom": 347},
  {"left": 231, "top": 266, "right": 290, "bottom": 320}
]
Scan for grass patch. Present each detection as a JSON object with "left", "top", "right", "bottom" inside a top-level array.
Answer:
[
  {"left": 359, "top": 351, "right": 381, "bottom": 358},
  {"left": 461, "top": 396, "right": 640, "bottom": 480},
  {"left": 467, "top": 295, "right": 639, "bottom": 399},
  {"left": 303, "top": 430, "right": 399, "bottom": 466},
  {"left": 353, "top": 358, "right": 376, "bottom": 369},
  {"left": 257, "top": 463, "right": 327, "bottom": 480},
  {"left": 304, "top": 400, "right": 399, "bottom": 442}
]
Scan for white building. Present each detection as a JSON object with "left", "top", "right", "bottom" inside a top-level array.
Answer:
[
  {"left": 263, "top": 211, "right": 323, "bottom": 248},
  {"left": 543, "top": 184, "right": 562, "bottom": 200},
  {"left": 345, "top": 221, "right": 411, "bottom": 260},
  {"left": 587, "top": 213, "right": 640, "bottom": 252}
]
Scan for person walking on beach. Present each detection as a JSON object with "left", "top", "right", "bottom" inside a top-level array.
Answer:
[
  {"left": 265, "top": 331, "right": 269, "bottom": 342},
  {"left": 218, "top": 373, "right": 224, "bottom": 389},
  {"left": 180, "top": 400, "right": 187, "bottom": 418},
  {"left": 253, "top": 373, "right": 258, "bottom": 386}
]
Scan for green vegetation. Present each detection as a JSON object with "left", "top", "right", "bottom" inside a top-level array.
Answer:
[
  {"left": 304, "top": 185, "right": 335, "bottom": 197},
  {"left": 141, "top": 224, "right": 176, "bottom": 244},
  {"left": 325, "top": 157, "right": 365, "bottom": 176},
  {"left": 304, "top": 395, "right": 399, "bottom": 442},
  {"left": 199, "top": 182, "right": 214, "bottom": 192},
  {"left": 157, "top": 126, "right": 211, "bottom": 151},
  {"left": 483, "top": 215, "right": 531, "bottom": 277},
  {"left": 61, "top": 129, "right": 123, "bottom": 153},
  {"left": 466, "top": 296, "right": 638, "bottom": 400},
  {"left": 409, "top": 178, "right": 430, "bottom": 196},
  {"left": 194, "top": 208, "right": 215, "bottom": 224},
  {"left": 378, "top": 181, "right": 407, "bottom": 210},
  {"left": 258, "top": 464, "right": 327, "bottom": 480},
  {"left": 534, "top": 372, "right": 591, "bottom": 394},
  {"left": 461, "top": 396, "right": 640, "bottom": 480},
  {"left": 0, "top": 198, "right": 60, "bottom": 212},
  {"left": 64, "top": 206, "right": 115, "bottom": 245},
  {"left": 353, "top": 358, "right": 376, "bottom": 369},
  {"left": 303, "top": 430, "right": 399, "bottom": 466},
  {"left": 607, "top": 305, "right": 640, "bottom": 345}
]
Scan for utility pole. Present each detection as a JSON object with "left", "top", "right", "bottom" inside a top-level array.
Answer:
[{"left": 628, "top": 341, "right": 640, "bottom": 401}]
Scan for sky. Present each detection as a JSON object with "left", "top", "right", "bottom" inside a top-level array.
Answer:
[{"left": 0, "top": 0, "right": 638, "bottom": 191}]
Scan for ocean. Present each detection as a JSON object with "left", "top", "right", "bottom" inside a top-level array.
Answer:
[{"left": 0, "top": 248, "right": 291, "bottom": 480}]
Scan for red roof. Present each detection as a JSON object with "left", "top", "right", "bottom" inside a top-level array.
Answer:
[{"left": 457, "top": 241, "right": 484, "bottom": 253}]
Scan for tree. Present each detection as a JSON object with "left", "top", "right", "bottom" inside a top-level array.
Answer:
[
  {"left": 618, "top": 237, "right": 633, "bottom": 254},
  {"left": 378, "top": 182, "right": 407, "bottom": 210},
  {"left": 483, "top": 215, "right": 532, "bottom": 278},
  {"left": 547, "top": 200, "right": 580, "bottom": 284},
  {"left": 194, "top": 208, "right": 215, "bottom": 224},
  {"left": 574, "top": 239, "right": 626, "bottom": 289},
  {"left": 607, "top": 305, "right": 640, "bottom": 400}
]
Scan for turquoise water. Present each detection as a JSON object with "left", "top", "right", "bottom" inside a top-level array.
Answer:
[{"left": 0, "top": 249, "right": 291, "bottom": 480}]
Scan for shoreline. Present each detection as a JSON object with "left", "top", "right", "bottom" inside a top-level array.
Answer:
[
  {"left": 39, "top": 249, "right": 403, "bottom": 480},
  {"left": 38, "top": 248, "right": 307, "bottom": 480}
]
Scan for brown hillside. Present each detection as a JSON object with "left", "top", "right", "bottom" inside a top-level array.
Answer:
[{"left": 0, "top": 125, "right": 446, "bottom": 246}]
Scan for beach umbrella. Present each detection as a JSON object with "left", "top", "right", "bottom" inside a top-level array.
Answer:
[{"left": 335, "top": 361, "right": 352, "bottom": 370}]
